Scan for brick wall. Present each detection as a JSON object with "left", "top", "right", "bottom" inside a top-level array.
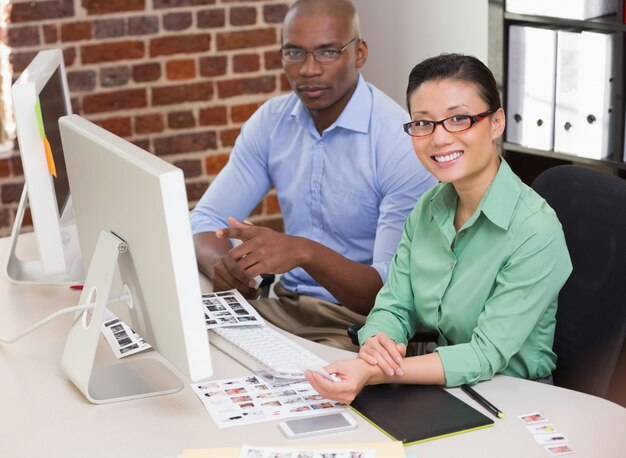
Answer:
[{"left": 0, "top": 0, "right": 292, "bottom": 237}]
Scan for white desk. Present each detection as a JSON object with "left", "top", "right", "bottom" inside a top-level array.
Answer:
[{"left": 1, "top": 234, "right": 625, "bottom": 457}]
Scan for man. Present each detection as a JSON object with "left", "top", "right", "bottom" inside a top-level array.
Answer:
[{"left": 190, "top": 0, "right": 436, "bottom": 350}]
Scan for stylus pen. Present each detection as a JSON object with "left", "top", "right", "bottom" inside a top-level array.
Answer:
[{"left": 461, "top": 384, "right": 504, "bottom": 419}]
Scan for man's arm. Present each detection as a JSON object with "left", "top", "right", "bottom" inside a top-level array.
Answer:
[
  {"left": 300, "top": 239, "right": 383, "bottom": 314},
  {"left": 193, "top": 231, "right": 261, "bottom": 298},
  {"left": 217, "top": 218, "right": 382, "bottom": 314},
  {"left": 193, "top": 232, "right": 231, "bottom": 280}
]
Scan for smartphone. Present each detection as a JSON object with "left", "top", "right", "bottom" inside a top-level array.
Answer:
[{"left": 278, "top": 412, "right": 358, "bottom": 439}]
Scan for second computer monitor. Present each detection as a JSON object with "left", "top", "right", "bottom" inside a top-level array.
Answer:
[{"left": 10, "top": 48, "right": 82, "bottom": 282}]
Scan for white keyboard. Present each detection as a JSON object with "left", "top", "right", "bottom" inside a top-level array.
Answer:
[{"left": 210, "top": 325, "right": 329, "bottom": 382}]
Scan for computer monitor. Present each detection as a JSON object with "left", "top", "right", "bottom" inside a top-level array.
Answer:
[
  {"left": 7, "top": 48, "right": 83, "bottom": 283},
  {"left": 58, "top": 114, "right": 212, "bottom": 404}
]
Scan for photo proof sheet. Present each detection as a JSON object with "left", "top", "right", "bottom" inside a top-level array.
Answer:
[
  {"left": 202, "top": 290, "right": 264, "bottom": 328},
  {"left": 102, "top": 289, "right": 263, "bottom": 358},
  {"left": 192, "top": 375, "right": 346, "bottom": 428},
  {"left": 239, "top": 445, "right": 375, "bottom": 458}
]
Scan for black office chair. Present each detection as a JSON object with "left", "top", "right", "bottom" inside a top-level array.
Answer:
[
  {"left": 258, "top": 273, "right": 276, "bottom": 298},
  {"left": 531, "top": 165, "right": 626, "bottom": 401}
]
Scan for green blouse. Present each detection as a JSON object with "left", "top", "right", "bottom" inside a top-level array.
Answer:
[{"left": 359, "top": 159, "right": 572, "bottom": 386}]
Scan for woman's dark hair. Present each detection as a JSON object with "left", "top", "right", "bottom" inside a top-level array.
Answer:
[{"left": 406, "top": 53, "right": 501, "bottom": 112}]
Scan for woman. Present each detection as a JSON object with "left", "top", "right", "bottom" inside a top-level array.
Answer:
[{"left": 306, "top": 54, "right": 572, "bottom": 404}]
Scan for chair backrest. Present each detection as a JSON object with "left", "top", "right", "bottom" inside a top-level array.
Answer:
[{"left": 531, "top": 165, "right": 626, "bottom": 399}]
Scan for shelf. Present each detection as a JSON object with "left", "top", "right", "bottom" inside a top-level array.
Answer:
[
  {"left": 503, "top": 12, "right": 626, "bottom": 32},
  {"left": 493, "top": 3, "right": 626, "bottom": 180},
  {"left": 502, "top": 142, "right": 626, "bottom": 172}
]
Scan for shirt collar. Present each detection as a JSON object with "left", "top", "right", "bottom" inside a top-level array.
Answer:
[
  {"left": 479, "top": 158, "right": 521, "bottom": 230},
  {"left": 290, "top": 74, "right": 371, "bottom": 134},
  {"left": 430, "top": 158, "right": 521, "bottom": 231}
]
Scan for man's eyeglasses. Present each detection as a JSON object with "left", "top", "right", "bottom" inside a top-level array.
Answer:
[
  {"left": 403, "top": 109, "right": 496, "bottom": 137},
  {"left": 280, "top": 36, "right": 360, "bottom": 64}
]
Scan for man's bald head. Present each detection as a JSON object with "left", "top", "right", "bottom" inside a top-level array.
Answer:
[{"left": 283, "top": 0, "right": 361, "bottom": 40}]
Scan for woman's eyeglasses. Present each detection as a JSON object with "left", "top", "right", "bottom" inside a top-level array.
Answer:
[{"left": 403, "top": 109, "right": 496, "bottom": 137}]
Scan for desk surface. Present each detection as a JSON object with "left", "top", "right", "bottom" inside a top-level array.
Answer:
[{"left": 1, "top": 234, "right": 625, "bottom": 458}]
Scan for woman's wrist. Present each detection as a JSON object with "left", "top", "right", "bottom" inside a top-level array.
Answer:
[{"left": 358, "top": 357, "right": 389, "bottom": 385}]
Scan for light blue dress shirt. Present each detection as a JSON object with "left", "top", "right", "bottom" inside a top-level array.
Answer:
[{"left": 190, "top": 75, "right": 436, "bottom": 303}]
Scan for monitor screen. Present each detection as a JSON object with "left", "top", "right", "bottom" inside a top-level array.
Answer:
[
  {"left": 39, "top": 67, "right": 70, "bottom": 215},
  {"left": 9, "top": 48, "right": 81, "bottom": 281},
  {"left": 58, "top": 114, "right": 212, "bottom": 402}
]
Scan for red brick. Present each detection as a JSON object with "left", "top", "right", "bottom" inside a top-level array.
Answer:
[
  {"left": 231, "top": 103, "right": 259, "bottom": 123},
  {"left": 21, "top": 207, "right": 33, "bottom": 227},
  {"left": 96, "top": 117, "right": 132, "bottom": 138},
  {"left": 43, "top": 24, "right": 58, "bottom": 43},
  {"left": 94, "top": 19, "right": 125, "bottom": 39},
  {"left": 280, "top": 73, "right": 290, "bottom": 91},
  {"left": 217, "top": 75, "right": 275, "bottom": 99},
  {"left": 166, "top": 59, "right": 196, "bottom": 80},
  {"left": 81, "top": 41, "right": 145, "bottom": 64},
  {"left": 199, "top": 106, "right": 227, "bottom": 126},
  {"left": 152, "top": 82, "right": 213, "bottom": 106},
  {"left": 67, "top": 70, "right": 97, "bottom": 92},
  {"left": 249, "top": 201, "right": 263, "bottom": 217},
  {"left": 199, "top": 55, "right": 227, "bottom": 77},
  {"left": 263, "top": 4, "right": 288, "bottom": 23},
  {"left": 230, "top": 7, "right": 256, "bottom": 26},
  {"left": 0, "top": 208, "right": 10, "bottom": 231},
  {"left": 63, "top": 47, "right": 77, "bottom": 66},
  {"left": 220, "top": 128, "right": 240, "bottom": 147},
  {"left": 264, "top": 193, "right": 281, "bottom": 214},
  {"left": 135, "top": 114, "right": 165, "bottom": 134},
  {"left": 197, "top": 9, "right": 226, "bottom": 28},
  {"left": 173, "top": 159, "right": 202, "bottom": 178},
  {"left": 253, "top": 216, "right": 284, "bottom": 232},
  {"left": 82, "top": 89, "right": 147, "bottom": 114},
  {"left": 82, "top": 0, "right": 145, "bottom": 15},
  {"left": 0, "top": 159, "right": 9, "bottom": 177},
  {"left": 100, "top": 66, "right": 131, "bottom": 87},
  {"left": 168, "top": 111, "right": 196, "bottom": 129},
  {"left": 10, "top": 51, "right": 37, "bottom": 73},
  {"left": 133, "top": 62, "right": 161, "bottom": 82},
  {"left": 153, "top": 132, "right": 217, "bottom": 156},
  {"left": 8, "top": 26, "right": 40, "bottom": 47},
  {"left": 217, "top": 28, "right": 276, "bottom": 51},
  {"left": 154, "top": 0, "right": 216, "bottom": 8},
  {"left": 10, "top": 0, "right": 74, "bottom": 23},
  {"left": 163, "top": 12, "right": 192, "bottom": 31},
  {"left": 61, "top": 22, "right": 92, "bottom": 42},
  {"left": 132, "top": 139, "right": 151, "bottom": 152},
  {"left": 264, "top": 49, "right": 282, "bottom": 70},
  {"left": 186, "top": 181, "right": 209, "bottom": 203},
  {"left": 1, "top": 183, "right": 23, "bottom": 204},
  {"left": 233, "top": 54, "right": 260, "bottom": 73},
  {"left": 204, "top": 153, "right": 229, "bottom": 175},
  {"left": 128, "top": 16, "right": 159, "bottom": 36},
  {"left": 150, "top": 34, "right": 211, "bottom": 57},
  {"left": 10, "top": 157, "right": 23, "bottom": 177}
]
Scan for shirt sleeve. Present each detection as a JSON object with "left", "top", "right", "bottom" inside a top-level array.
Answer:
[
  {"left": 370, "top": 144, "right": 437, "bottom": 283},
  {"left": 359, "top": 204, "right": 424, "bottom": 344},
  {"left": 190, "top": 104, "right": 273, "bottom": 235},
  {"left": 436, "top": 211, "right": 572, "bottom": 386}
]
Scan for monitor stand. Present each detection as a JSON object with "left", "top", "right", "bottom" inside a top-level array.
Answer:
[
  {"left": 61, "top": 230, "right": 183, "bottom": 404},
  {"left": 5, "top": 185, "right": 84, "bottom": 284}
]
